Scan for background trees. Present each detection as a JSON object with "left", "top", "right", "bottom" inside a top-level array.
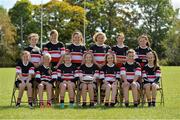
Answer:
[{"left": 0, "top": 0, "right": 179, "bottom": 66}]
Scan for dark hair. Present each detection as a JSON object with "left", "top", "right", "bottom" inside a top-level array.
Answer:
[{"left": 152, "top": 51, "right": 160, "bottom": 71}]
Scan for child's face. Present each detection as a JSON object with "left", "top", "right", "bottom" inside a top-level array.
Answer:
[
  {"left": 96, "top": 34, "right": 105, "bottom": 45},
  {"left": 139, "top": 37, "right": 147, "bottom": 47},
  {"left": 22, "top": 52, "right": 30, "bottom": 62},
  {"left": 127, "top": 52, "right": 135, "bottom": 62},
  {"left": 107, "top": 54, "right": 114, "bottom": 64},
  {"left": 117, "top": 35, "right": 124, "bottom": 43},
  {"left": 43, "top": 56, "right": 51, "bottom": 65},
  {"left": 73, "top": 34, "right": 81, "bottom": 44},
  {"left": 50, "top": 33, "right": 58, "bottom": 41},
  {"left": 85, "top": 54, "right": 93, "bottom": 63},
  {"left": 64, "top": 55, "right": 71, "bottom": 64},
  {"left": 30, "top": 36, "right": 38, "bottom": 46},
  {"left": 147, "top": 52, "right": 155, "bottom": 63}
]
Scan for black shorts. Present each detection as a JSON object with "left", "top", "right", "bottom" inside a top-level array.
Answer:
[{"left": 15, "top": 79, "right": 33, "bottom": 88}]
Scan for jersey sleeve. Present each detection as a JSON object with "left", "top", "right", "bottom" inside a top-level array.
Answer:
[
  {"left": 16, "top": 61, "right": 22, "bottom": 74},
  {"left": 135, "top": 63, "right": 141, "bottom": 76},
  {"left": 120, "top": 63, "right": 126, "bottom": 75},
  {"left": 28, "top": 63, "right": 35, "bottom": 75}
]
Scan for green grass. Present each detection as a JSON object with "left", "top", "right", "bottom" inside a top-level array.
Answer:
[{"left": 0, "top": 67, "right": 180, "bottom": 119}]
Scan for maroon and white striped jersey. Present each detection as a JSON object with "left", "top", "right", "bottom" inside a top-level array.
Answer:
[
  {"left": 57, "top": 64, "right": 78, "bottom": 81},
  {"left": 120, "top": 62, "right": 141, "bottom": 82},
  {"left": 24, "top": 46, "right": 41, "bottom": 64},
  {"left": 90, "top": 44, "right": 111, "bottom": 65},
  {"left": 142, "top": 64, "right": 161, "bottom": 83},
  {"left": 79, "top": 64, "right": 99, "bottom": 79},
  {"left": 43, "top": 42, "right": 65, "bottom": 63},
  {"left": 135, "top": 46, "right": 152, "bottom": 68},
  {"left": 100, "top": 64, "right": 120, "bottom": 82},
  {"left": 66, "top": 43, "right": 86, "bottom": 64},
  {"left": 16, "top": 60, "right": 35, "bottom": 81},
  {"left": 35, "top": 65, "right": 56, "bottom": 81}
]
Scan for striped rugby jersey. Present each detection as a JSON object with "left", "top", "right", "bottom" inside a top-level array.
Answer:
[
  {"left": 90, "top": 44, "right": 111, "bottom": 65},
  {"left": 142, "top": 64, "right": 161, "bottom": 83},
  {"left": 43, "top": 42, "right": 65, "bottom": 63},
  {"left": 66, "top": 43, "right": 86, "bottom": 64},
  {"left": 16, "top": 60, "right": 35, "bottom": 81},
  {"left": 120, "top": 62, "right": 141, "bottom": 82},
  {"left": 24, "top": 46, "right": 41, "bottom": 64}
]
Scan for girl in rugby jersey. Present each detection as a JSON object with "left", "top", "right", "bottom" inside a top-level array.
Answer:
[
  {"left": 57, "top": 53, "right": 79, "bottom": 108},
  {"left": 142, "top": 51, "right": 161, "bottom": 107},
  {"left": 79, "top": 51, "right": 99, "bottom": 107},
  {"left": 66, "top": 31, "right": 86, "bottom": 67},
  {"left": 90, "top": 32, "right": 111, "bottom": 68},
  {"left": 112, "top": 32, "right": 129, "bottom": 68},
  {"left": 15, "top": 51, "right": 35, "bottom": 108},
  {"left": 135, "top": 34, "right": 152, "bottom": 68},
  {"left": 120, "top": 49, "right": 141, "bottom": 107},
  {"left": 43, "top": 29, "right": 65, "bottom": 69},
  {"left": 35, "top": 53, "right": 56, "bottom": 108},
  {"left": 100, "top": 52, "right": 120, "bottom": 107},
  {"left": 24, "top": 33, "right": 41, "bottom": 68}
]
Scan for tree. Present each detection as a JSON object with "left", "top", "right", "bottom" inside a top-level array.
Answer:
[
  {"left": 164, "top": 13, "right": 180, "bottom": 65},
  {"left": 0, "top": 6, "right": 17, "bottom": 67},
  {"left": 9, "top": 0, "right": 33, "bottom": 46},
  {"left": 136, "top": 0, "right": 176, "bottom": 59},
  {"left": 65, "top": 0, "right": 140, "bottom": 48},
  {"left": 9, "top": 0, "right": 85, "bottom": 47}
]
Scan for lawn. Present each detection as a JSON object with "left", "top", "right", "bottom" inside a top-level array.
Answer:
[{"left": 0, "top": 67, "right": 180, "bottom": 119}]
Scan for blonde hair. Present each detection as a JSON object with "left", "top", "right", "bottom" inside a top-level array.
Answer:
[
  {"left": 28, "top": 33, "right": 39, "bottom": 41},
  {"left": 138, "top": 34, "right": 150, "bottom": 47},
  {"left": 71, "top": 31, "right": 84, "bottom": 45},
  {"left": 50, "top": 29, "right": 58, "bottom": 36},
  {"left": 43, "top": 53, "right": 52, "bottom": 61},
  {"left": 93, "top": 32, "right": 107, "bottom": 42},
  {"left": 117, "top": 32, "right": 125, "bottom": 38},
  {"left": 81, "top": 51, "right": 96, "bottom": 65},
  {"left": 127, "top": 49, "right": 136, "bottom": 55}
]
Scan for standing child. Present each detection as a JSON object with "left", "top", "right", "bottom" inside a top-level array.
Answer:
[
  {"left": 67, "top": 31, "right": 86, "bottom": 67},
  {"left": 142, "top": 51, "right": 161, "bottom": 107},
  {"left": 120, "top": 49, "right": 141, "bottom": 107},
  {"left": 57, "top": 53, "right": 79, "bottom": 108},
  {"left": 79, "top": 51, "right": 99, "bottom": 107},
  {"left": 135, "top": 34, "right": 152, "bottom": 68},
  {"left": 15, "top": 51, "right": 34, "bottom": 108},
  {"left": 35, "top": 53, "right": 55, "bottom": 108},
  {"left": 24, "top": 33, "right": 41, "bottom": 68},
  {"left": 100, "top": 52, "right": 120, "bottom": 107},
  {"left": 112, "top": 32, "right": 128, "bottom": 68},
  {"left": 43, "top": 29, "right": 65, "bottom": 69},
  {"left": 90, "top": 32, "right": 111, "bottom": 68}
]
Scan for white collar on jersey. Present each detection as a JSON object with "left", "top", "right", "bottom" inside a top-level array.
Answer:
[
  {"left": 64, "top": 63, "right": 72, "bottom": 67},
  {"left": 23, "top": 61, "right": 29, "bottom": 66},
  {"left": 107, "top": 63, "right": 115, "bottom": 67},
  {"left": 43, "top": 64, "right": 50, "bottom": 69},
  {"left": 96, "top": 43, "right": 105, "bottom": 47},
  {"left": 73, "top": 43, "right": 81, "bottom": 46},
  {"left": 117, "top": 44, "right": 125, "bottom": 48},
  {"left": 147, "top": 64, "right": 154, "bottom": 68},
  {"left": 85, "top": 63, "right": 93, "bottom": 67},
  {"left": 139, "top": 46, "right": 148, "bottom": 49}
]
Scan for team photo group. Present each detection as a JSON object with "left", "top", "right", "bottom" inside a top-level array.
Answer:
[{"left": 14, "top": 29, "right": 161, "bottom": 109}]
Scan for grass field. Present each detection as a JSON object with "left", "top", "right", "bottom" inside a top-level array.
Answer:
[{"left": 0, "top": 67, "right": 180, "bottom": 119}]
